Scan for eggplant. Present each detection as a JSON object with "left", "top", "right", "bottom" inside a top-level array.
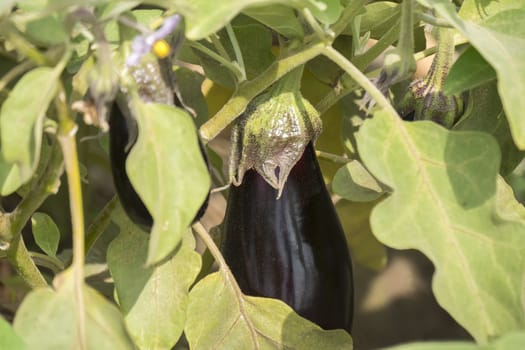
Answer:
[
  {"left": 109, "top": 103, "right": 209, "bottom": 230},
  {"left": 221, "top": 142, "right": 354, "bottom": 331}
]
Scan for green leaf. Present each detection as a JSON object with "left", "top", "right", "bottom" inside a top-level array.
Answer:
[
  {"left": 185, "top": 272, "right": 353, "bottom": 349},
  {"left": 31, "top": 212, "right": 60, "bottom": 257},
  {"left": 418, "top": 2, "right": 525, "bottom": 149},
  {"left": 356, "top": 111, "right": 525, "bottom": 343},
  {"left": 444, "top": 46, "right": 497, "bottom": 95},
  {"left": 0, "top": 0, "right": 14, "bottom": 17},
  {"left": 173, "top": 67, "right": 209, "bottom": 126},
  {"left": 183, "top": 0, "right": 341, "bottom": 39},
  {"left": 453, "top": 82, "right": 524, "bottom": 175},
  {"left": 458, "top": 0, "right": 525, "bottom": 22},
  {"left": 0, "top": 67, "right": 58, "bottom": 187},
  {"left": 333, "top": 161, "right": 385, "bottom": 202},
  {"left": 342, "top": 1, "right": 400, "bottom": 39},
  {"left": 127, "top": 102, "right": 210, "bottom": 265},
  {"left": 243, "top": 5, "right": 304, "bottom": 38},
  {"left": 335, "top": 199, "right": 387, "bottom": 271},
  {"left": 14, "top": 14, "right": 68, "bottom": 46},
  {"left": 107, "top": 206, "right": 202, "bottom": 350},
  {"left": 13, "top": 270, "right": 134, "bottom": 350},
  {"left": 0, "top": 316, "right": 26, "bottom": 350}
]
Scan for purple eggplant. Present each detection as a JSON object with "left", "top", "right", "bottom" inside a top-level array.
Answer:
[{"left": 221, "top": 142, "right": 354, "bottom": 331}]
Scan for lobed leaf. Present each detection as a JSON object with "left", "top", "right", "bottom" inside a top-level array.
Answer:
[
  {"left": 107, "top": 206, "right": 202, "bottom": 350},
  {"left": 126, "top": 102, "right": 210, "bottom": 265},
  {"left": 185, "top": 271, "right": 353, "bottom": 349},
  {"left": 356, "top": 111, "right": 525, "bottom": 343}
]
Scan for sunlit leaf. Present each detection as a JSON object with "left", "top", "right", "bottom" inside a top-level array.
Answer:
[
  {"left": 0, "top": 316, "right": 25, "bottom": 350},
  {"left": 333, "top": 161, "right": 385, "bottom": 202},
  {"left": 107, "top": 206, "right": 201, "bottom": 349},
  {"left": 384, "top": 331, "right": 525, "bottom": 349},
  {"left": 0, "top": 67, "right": 58, "bottom": 192},
  {"left": 185, "top": 271, "right": 353, "bottom": 349},
  {"left": 13, "top": 269, "right": 134, "bottom": 350},
  {"left": 357, "top": 111, "right": 525, "bottom": 343},
  {"left": 127, "top": 102, "right": 210, "bottom": 265}
]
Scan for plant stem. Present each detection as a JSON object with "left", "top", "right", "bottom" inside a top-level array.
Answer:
[
  {"left": 5, "top": 235, "right": 48, "bottom": 288},
  {"left": 199, "top": 41, "right": 326, "bottom": 143},
  {"left": 56, "top": 85, "right": 86, "bottom": 350},
  {"left": 424, "top": 27, "right": 455, "bottom": 91},
  {"left": 315, "top": 150, "right": 350, "bottom": 164},
  {"left": 323, "top": 46, "right": 400, "bottom": 120},
  {"left": 29, "top": 252, "right": 65, "bottom": 274},
  {"left": 85, "top": 196, "right": 119, "bottom": 255},
  {"left": 418, "top": 12, "right": 453, "bottom": 28},
  {"left": 191, "top": 222, "right": 259, "bottom": 347},
  {"left": 189, "top": 41, "right": 244, "bottom": 81},
  {"left": 226, "top": 24, "right": 246, "bottom": 81}
]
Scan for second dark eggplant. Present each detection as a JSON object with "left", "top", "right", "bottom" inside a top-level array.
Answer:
[{"left": 221, "top": 143, "right": 354, "bottom": 331}]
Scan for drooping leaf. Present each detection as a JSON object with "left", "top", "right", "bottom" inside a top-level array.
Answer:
[
  {"left": 336, "top": 199, "right": 387, "bottom": 271},
  {"left": 126, "top": 102, "right": 210, "bottom": 265},
  {"left": 0, "top": 316, "right": 26, "bottom": 350},
  {"left": 458, "top": 0, "right": 525, "bottom": 22},
  {"left": 418, "top": 1, "right": 525, "bottom": 150},
  {"left": 107, "top": 206, "right": 202, "bottom": 350},
  {"left": 342, "top": 1, "right": 400, "bottom": 39},
  {"left": 356, "top": 110, "right": 525, "bottom": 343},
  {"left": 0, "top": 67, "right": 58, "bottom": 190},
  {"left": 185, "top": 271, "right": 353, "bottom": 349},
  {"left": 333, "top": 160, "right": 385, "bottom": 202},
  {"left": 183, "top": 0, "right": 342, "bottom": 39},
  {"left": 31, "top": 212, "right": 60, "bottom": 257},
  {"left": 13, "top": 269, "right": 134, "bottom": 350},
  {"left": 453, "top": 82, "right": 524, "bottom": 175},
  {"left": 444, "top": 46, "right": 496, "bottom": 95}
]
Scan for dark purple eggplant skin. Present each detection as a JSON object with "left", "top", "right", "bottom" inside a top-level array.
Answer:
[
  {"left": 108, "top": 104, "right": 209, "bottom": 230},
  {"left": 221, "top": 143, "right": 354, "bottom": 331}
]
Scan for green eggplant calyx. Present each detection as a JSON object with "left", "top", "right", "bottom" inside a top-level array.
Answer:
[{"left": 229, "top": 66, "right": 322, "bottom": 197}]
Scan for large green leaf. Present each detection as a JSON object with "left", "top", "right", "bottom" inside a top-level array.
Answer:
[
  {"left": 107, "top": 206, "right": 202, "bottom": 350},
  {"left": 0, "top": 67, "right": 58, "bottom": 192},
  {"left": 127, "top": 102, "right": 210, "bottom": 265},
  {"left": 13, "top": 270, "right": 134, "bottom": 350},
  {"left": 243, "top": 5, "right": 304, "bottom": 38},
  {"left": 185, "top": 271, "right": 353, "bottom": 349},
  {"left": 356, "top": 111, "right": 525, "bottom": 343},
  {"left": 0, "top": 316, "right": 25, "bottom": 350},
  {"left": 418, "top": 1, "right": 525, "bottom": 149},
  {"left": 458, "top": 0, "right": 525, "bottom": 22},
  {"left": 183, "top": 0, "right": 342, "bottom": 39}
]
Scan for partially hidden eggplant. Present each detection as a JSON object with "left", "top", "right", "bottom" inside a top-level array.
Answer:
[
  {"left": 221, "top": 66, "right": 354, "bottom": 331},
  {"left": 109, "top": 24, "right": 209, "bottom": 230}
]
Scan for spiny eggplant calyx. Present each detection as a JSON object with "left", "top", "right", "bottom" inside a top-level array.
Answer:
[{"left": 229, "top": 67, "right": 322, "bottom": 197}]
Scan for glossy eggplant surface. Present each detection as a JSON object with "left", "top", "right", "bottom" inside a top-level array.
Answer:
[{"left": 221, "top": 143, "right": 354, "bottom": 330}]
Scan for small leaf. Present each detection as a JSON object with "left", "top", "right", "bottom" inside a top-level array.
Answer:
[
  {"left": 14, "top": 14, "right": 68, "bottom": 46},
  {"left": 13, "top": 269, "right": 134, "bottom": 350},
  {"left": 336, "top": 199, "right": 387, "bottom": 271},
  {"left": 419, "top": 2, "right": 525, "bottom": 149},
  {"left": 127, "top": 102, "right": 210, "bottom": 265},
  {"left": 357, "top": 110, "right": 525, "bottom": 343},
  {"left": 31, "top": 212, "right": 60, "bottom": 257},
  {"left": 332, "top": 160, "right": 385, "bottom": 202},
  {"left": 0, "top": 316, "right": 26, "bottom": 350},
  {"left": 107, "top": 206, "right": 202, "bottom": 350},
  {"left": 185, "top": 272, "right": 353, "bottom": 349},
  {"left": 173, "top": 67, "right": 208, "bottom": 126},
  {"left": 0, "top": 67, "right": 58, "bottom": 185},
  {"left": 444, "top": 46, "right": 496, "bottom": 95}
]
